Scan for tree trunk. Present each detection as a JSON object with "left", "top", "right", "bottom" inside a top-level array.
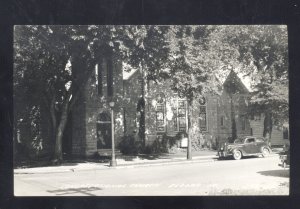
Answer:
[
  {"left": 263, "top": 111, "right": 273, "bottom": 145},
  {"left": 49, "top": 97, "right": 57, "bottom": 157},
  {"left": 187, "top": 100, "right": 192, "bottom": 160},
  {"left": 230, "top": 94, "right": 237, "bottom": 143},
  {"left": 52, "top": 102, "right": 69, "bottom": 164}
]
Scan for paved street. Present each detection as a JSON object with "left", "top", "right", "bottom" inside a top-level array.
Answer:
[{"left": 14, "top": 155, "right": 289, "bottom": 196}]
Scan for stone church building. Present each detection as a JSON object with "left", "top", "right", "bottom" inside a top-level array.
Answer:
[
  {"left": 16, "top": 52, "right": 288, "bottom": 159},
  {"left": 60, "top": 56, "right": 288, "bottom": 158}
]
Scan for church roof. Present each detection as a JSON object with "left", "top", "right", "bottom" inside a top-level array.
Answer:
[
  {"left": 223, "top": 70, "right": 250, "bottom": 94},
  {"left": 122, "top": 63, "right": 252, "bottom": 93},
  {"left": 122, "top": 63, "right": 138, "bottom": 80}
]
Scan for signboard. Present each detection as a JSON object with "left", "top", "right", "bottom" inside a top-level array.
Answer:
[{"left": 180, "top": 137, "right": 188, "bottom": 148}]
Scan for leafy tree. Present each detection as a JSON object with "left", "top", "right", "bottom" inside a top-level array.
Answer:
[
  {"left": 164, "top": 25, "right": 288, "bottom": 155},
  {"left": 166, "top": 26, "right": 223, "bottom": 159},
  {"left": 14, "top": 26, "right": 133, "bottom": 163},
  {"left": 15, "top": 26, "right": 97, "bottom": 163},
  {"left": 14, "top": 25, "right": 171, "bottom": 163},
  {"left": 120, "top": 26, "right": 170, "bottom": 144},
  {"left": 210, "top": 25, "right": 288, "bottom": 141}
]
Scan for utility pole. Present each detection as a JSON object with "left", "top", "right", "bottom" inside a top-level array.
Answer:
[
  {"left": 187, "top": 100, "right": 192, "bottom": 160},
  {"left": 109, "top": 101, "right": 117, "bottom": 167}
]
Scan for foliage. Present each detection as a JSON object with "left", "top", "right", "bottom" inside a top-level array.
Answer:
[
  {"left": 209, "top": 25, "right": 288, "bottom": 138},
  {"left": 14, "top": 25, "right": 99, "bottom": 162},
  {"left": 14, "top": 25, "right": 288, "bottom": 163},
  {"left": 167, "top": 26, "right": 222, "bottom": 102},
  {"left": 211, "top": 26, "right": 288, "bottom": 115},
  {"left": 118, "top": 135, "right": 143, "bottom": 155},
  {"left": 120, "top": 26, "right": 170, "bottom": 80},
  {"left": 14, "top": 25, "right": 170, "bottom": 162}
]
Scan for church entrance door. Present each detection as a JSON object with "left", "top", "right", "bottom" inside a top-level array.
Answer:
[{"left": 96, "top": 112, "right": 112, "bottom": 149}]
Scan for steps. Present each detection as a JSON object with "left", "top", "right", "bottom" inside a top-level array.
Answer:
[{"left": 97, "top": 149, "right": 121, "bottom": 156}]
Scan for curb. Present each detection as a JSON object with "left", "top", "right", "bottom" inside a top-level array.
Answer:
[
  {"left": 112, "top": 158, "right": 216, "bottom": 169},
  {"left": 14, "top": 155, "right": 217, "bottom": 174},
  {"left": 14, "top": 154, "right": 279, "bottom": 175}
]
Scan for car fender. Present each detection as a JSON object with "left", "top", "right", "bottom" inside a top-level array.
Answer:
[
  {"left": 232, "top": 148, "right": 243, "bottom": 156},
  {"left": 260, "top": 146, "right": 272, "bottom": 153}
]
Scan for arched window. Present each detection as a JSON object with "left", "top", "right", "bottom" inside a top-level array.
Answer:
[
  {"left": 96, "top": 112, "right": 111, "bottom": 149},
  {"left": 95, "top": 53, "right": 113, "bottom": 97},
  {"left": 106, "top": 57, "right": 113, "bottom": 97},
  {"left": 156, "top": 93, "right": 166, "bottom": 132},
  {"left": 95, "top": 63, "right": 103, "bottom": 96},
  {"left": 199, "top": 97, "right": 207, "bottom": 131},
  {"left": 169, "top": 97, "right": 187, "bottom": 132},
  {"left": 177, "top": 100, "right": 186, "bottom": 132}
]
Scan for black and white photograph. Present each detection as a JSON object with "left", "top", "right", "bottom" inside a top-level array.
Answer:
[{"left": 13, "top": 25, "right": 289, "bottom": 196}]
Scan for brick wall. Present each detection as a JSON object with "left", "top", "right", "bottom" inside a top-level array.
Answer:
[
  {"left": 71, "top": 54, "right": 124, "bottom": 157},
  {"left": 250, "top": 114, "right": 287, "bottom": 146},
  {"left": 123, "top": 70, "right": 143, "bottom": 136}
]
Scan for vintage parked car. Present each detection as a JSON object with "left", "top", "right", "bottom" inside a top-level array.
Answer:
[
  {"left": 218, "top": 136, "right": 272, "bottom": 160},
  {"left": 279, "top": 145, "right": 290, "bottom": 168}
]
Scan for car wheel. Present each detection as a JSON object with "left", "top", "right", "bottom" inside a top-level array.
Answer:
[
  {"left": 262, "top": 147, "right": 270, "bottom": 157},
  {"left": 233, "top": 150, "right": 242, "bottom": 160}
]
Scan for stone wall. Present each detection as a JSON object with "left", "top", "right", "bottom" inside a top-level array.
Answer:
[
  {"left": 123, "top": 70, "right": 143, "bottom": 136},
  {"left": 72, "top": 54, "right": 124, "bottom": 157},
  {"left": 71, "top": 90, "right": 86, "bottom": 157},
  {"left": 250, "top": 114, "right": 288, "bottom": 146},
  {"left": 144, "top": 78, "right": 221, "bottom": 149},
  {"left": 216, "top": 91, "right": 251, "bottom": 144}
]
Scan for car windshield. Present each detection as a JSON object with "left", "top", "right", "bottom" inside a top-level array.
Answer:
[{"left": 234, "top": 138, "right": 243, "bottom": 143}]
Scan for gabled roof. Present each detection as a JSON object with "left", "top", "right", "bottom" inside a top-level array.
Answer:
[
  {"left": 223, "top": 70, "right": 250, "bottom": 94},
  {"left": 122, "top": 63, "right": 138, "bottom": 80},
  {"left": 122, "top": 64, "right": 252, "bottom": 94}
]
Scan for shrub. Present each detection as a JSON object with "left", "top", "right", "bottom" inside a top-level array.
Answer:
[
  {"left": 145, "top": 133, "right": 183, "bottom": 154},
  {"left": 118, "top": 135, "right": 143, "bottom": 155}
]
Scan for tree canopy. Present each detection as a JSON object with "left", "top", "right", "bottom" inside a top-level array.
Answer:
[
  {"left": 14, "top": 25, "right": 288, "bottom": 162},
  {"left": 14, "top": 25, "right": 170, "bottom": 162},
  {"left": 209, "top": 25, "right": 288, "bottom": 131}
]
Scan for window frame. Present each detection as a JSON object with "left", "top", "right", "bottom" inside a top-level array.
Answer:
[
  {"left": 155, "top": 93, "right": 166, "bottom": 132},
  {"left": 198, "top": 97, "right": 208, "bottom": 132},
  {"left": 241, "top": 115, "right": 246, "bottom": 131},
  {"left": 177, "top": 99, "right": 187, "bottom": 132},
  {"left": 220, "top": 115, "right": 225, "bottom": 127},
  {"left": 106, "top": 57, "right": 113, "bottom": 97},
  {"left": 245, "top": 138, "right": 255, "bottom": 143}
]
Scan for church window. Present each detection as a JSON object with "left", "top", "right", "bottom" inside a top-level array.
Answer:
[
  {"left": 156, "top": 93, "right": 166, "bottom": 132},
  {"left": 220, "top": 116, "right": 225, "bottom": 127},
  {"left": 177, "top": 100, "right": 187, "bottom": 132},
  {"left": 107, "top": 58, "right": 113, "bottom": 97},
  {"left": 96, "top": 112, "right": 112, "bottom": 149},
  {"left": 199, "top": 97, "right": 207, "bottom": 131},
  {"left": 95, "top": 63, "right": 103, "bottom": 96},
  {"left": 241, "top": 115, "right": 246, "bottom": 131}
]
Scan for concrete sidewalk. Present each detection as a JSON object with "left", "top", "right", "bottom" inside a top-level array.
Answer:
[
  {"left": 14, "top": 150, "right": 218, "bottom": 174},
  {"left": 14, "top": 149, "right": 280, "bottom": 174}
]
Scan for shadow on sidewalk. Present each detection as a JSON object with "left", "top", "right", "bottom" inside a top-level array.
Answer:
[
  {"left": 257, "top": 169, "right": 289, "bottom": 178},
  {"left": 47, "top": 187, "right": 102, "bottom": 196},
  {"left": 15, "top": 149, "right": 217, "bottom": 169}
]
